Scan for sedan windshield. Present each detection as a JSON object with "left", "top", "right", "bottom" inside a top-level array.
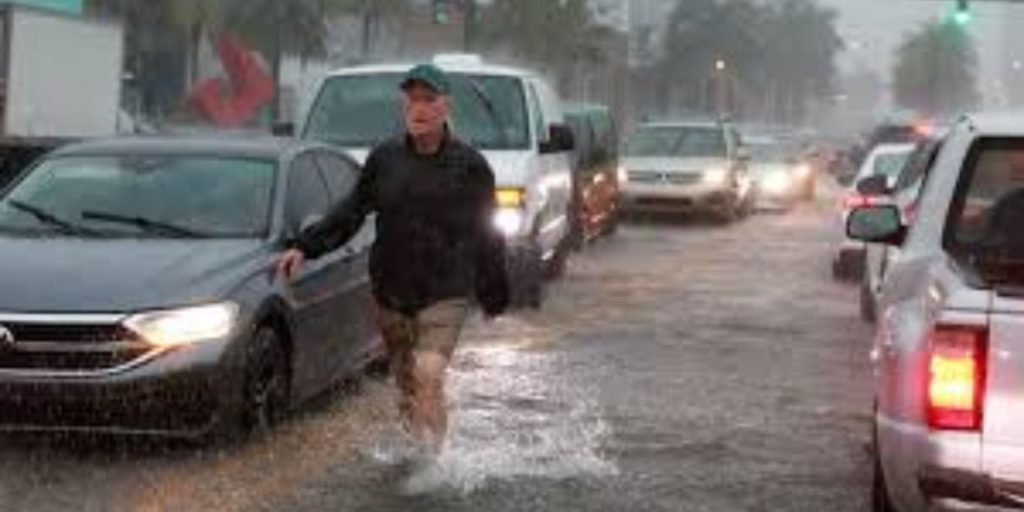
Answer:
[
  {"left": 624, "top": 126, "right": 726, "bottom": 158},
  {"left": 304, "top": 73, "right": 530, "bottom": 150},
  {"left": 0, "top": 155, "right": 276, "bottom": 238}
]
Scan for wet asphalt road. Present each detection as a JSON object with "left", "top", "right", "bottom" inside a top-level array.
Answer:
[{"left": 0, "top": 194, "right": 875, "bottom": 512}]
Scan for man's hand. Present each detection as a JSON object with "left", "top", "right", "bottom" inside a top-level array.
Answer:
[{"left": 276, "top": 249, "right": 306, "bottom": 282}]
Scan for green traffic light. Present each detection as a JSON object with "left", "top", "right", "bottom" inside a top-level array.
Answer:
[{"left": 953, "top": 9, "right": 972, "bottom": 26}]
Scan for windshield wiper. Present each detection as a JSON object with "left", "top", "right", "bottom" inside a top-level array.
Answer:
[
  {"left": 6, "top": 200, "right": 100, "bottom": 237},
  {"left": 81, "top": 210, "right": 209, "bottom": 239},
  {"left": 466, "top": 79, "right": 510, "bottom": 148}
]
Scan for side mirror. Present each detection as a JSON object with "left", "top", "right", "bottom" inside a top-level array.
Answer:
[
  {"left": 272, "top": 122, "right": 296, "bottom": 137},
  {"left": 847, "top": 205, "right": 905, "bottom": 245},
  {"left": 856, "top": 174, "right": 892, "bottom": 197},
  {"left": 541, "top": 124, "right": 575, "bottom": 154}
]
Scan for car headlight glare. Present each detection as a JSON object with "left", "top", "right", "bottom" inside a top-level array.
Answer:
[
  {"left": 763, "top": 172, "right": 792, "bottom": 194},
  {"left": 794, "top": 164, "right": 812, "bottom": 179},
  {"left": 702, "top": 167, "right": 729, "bottom": 185},
  {"left": 124, "top": 302, "right": 240, "bottom": 348},
  {"left": 493, "top": 208, "right": 524, "bottom": 237},
  {"left": 618, "top": 166, "right": 629, "bottom": 184}
]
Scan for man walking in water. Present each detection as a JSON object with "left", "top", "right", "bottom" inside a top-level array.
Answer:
[{"left": 277, "top": 63, "right": 510, "bottom": 458}]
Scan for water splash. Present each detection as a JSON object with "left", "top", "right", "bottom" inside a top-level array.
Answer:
[{"left": 398, "top": 343, "right": 618, "bottom": 495}]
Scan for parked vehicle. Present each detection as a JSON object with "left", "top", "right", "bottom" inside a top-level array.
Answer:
[
  {"left": 0, "top": 5, "right": 124, "bottom": 186},
  {"left": 832, "top": 142, "right": 915, "bottom": 281},
  {"left": 745, "top": 135, "right": 806, "bottom": 211},
  {"left": 299, "top": 54, "right": 575, "bottom": 308},
  {"left": 860, "top": 134, "right": 946, "bottom": 323},
  {"left": 564, "top": 103, "right": 621, "bottom": 247},
  {"left": 620, "top": 120, "right": 753, "bottom": 222},
  {"left": 849, "top": 113, "right": 1024, "bottom": 512},
  {"left": 0, "top": 137, "right": 381, "bottom": 439}
]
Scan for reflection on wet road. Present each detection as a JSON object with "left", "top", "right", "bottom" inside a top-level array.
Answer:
[{"left": 0, "top": 199, "right": 874, "bottom": 512}]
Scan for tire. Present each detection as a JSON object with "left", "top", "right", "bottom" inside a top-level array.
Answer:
[
  {"left": 509, "top": 241, "right": 545, "bottom": 310},
  {"left": 832, "top": 259, "right": 847, "bottom": 281},
  {"left": 241, "top": 327, "right": 290, "bottom": 436},
  {"left": 545, "top": 238, "right": 571, "bottom": 280},
  {"left": 872, "top": 440, "right": 900, "bottom": 512},
  {"left": 860, "top": 277, "right": 877, "bottom": 324}
]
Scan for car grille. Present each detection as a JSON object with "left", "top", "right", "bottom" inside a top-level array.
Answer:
[
  {"left": 628, "top": 171, "right": 702, "bottom": 185},
  {"left": 0, "top": 319, "right": 152, "bottom": 373}
]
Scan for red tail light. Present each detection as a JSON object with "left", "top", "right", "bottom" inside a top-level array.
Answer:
[{"left": 927, "top": 326, "right": 988, "bottom": 431}]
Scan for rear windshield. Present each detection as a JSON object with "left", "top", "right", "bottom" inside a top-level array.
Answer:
[{"left": 946, "top": 138, "right": 1024, "bottom": 283}]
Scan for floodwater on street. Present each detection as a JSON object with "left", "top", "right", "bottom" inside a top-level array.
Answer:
[{"left": 0, "top": 192, "right": 875, "bottom": 512}]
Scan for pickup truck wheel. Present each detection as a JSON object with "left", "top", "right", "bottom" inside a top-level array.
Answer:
[{"left": 872, "top": 444, "right": 900, "bottom": 512}]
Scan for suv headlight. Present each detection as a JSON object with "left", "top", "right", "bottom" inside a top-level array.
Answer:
[
  {"left": 702, "top": 167, "right": 729, "bottom": 185},
  {"left": 124, "top": 302, "right": 240, "bottom": 348}
]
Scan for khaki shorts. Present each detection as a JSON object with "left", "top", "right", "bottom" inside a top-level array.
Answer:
[{"left": 376, "top": 299, "right": 470, "bottom": 361}]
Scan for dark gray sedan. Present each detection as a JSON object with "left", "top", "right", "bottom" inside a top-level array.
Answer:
[{"left": 0, "top": 137, "right": 381, "bottom": 439}]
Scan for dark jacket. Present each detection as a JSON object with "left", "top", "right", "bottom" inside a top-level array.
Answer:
[{"left": 295, "top": 134, "right": 509, "bottom": 316}]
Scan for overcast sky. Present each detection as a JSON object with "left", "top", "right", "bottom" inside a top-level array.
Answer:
[{"left": 817, "top": 0, "right": 1022, "bottom": 106}]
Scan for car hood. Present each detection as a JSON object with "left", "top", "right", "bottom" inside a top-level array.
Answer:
[
  {"left": 0, "top": 237, "right": 270, "bottom": 313},
  {"left": 621, "top": 156, "right": 727, "bottom": 174}
]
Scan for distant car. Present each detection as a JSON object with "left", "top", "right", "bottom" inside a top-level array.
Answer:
[
  {"left": 565, "top": 103, "right": 621, "bottom": 246},
  {"left": 859, "top": 135, "right": 945, "bottom": 323},
  {"left": 849, "top": 113, "right": 1024, "bottom": 512},
  {"left": 831, "top": 142, "right": 915, "bottom": 280},
  {"left": 745, "top": 136, "right": 808, "bottom": 211},
  {"left": 620, "top": 120, "right": 753, "bottom": 222},
  {"left": 0, "top": 137, "right": 381, "bottom": 439}
]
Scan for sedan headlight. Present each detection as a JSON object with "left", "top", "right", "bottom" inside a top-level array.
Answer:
[
  {"left": 702, "top": 167, "right": 730, "bottom": 185},
  {"left": 762, "top": 172, "right": 792, "bottom": 194},
  {"left": 493, "top": 207, "right": 524, "bottom": 237},
  {"left": 794, "top": 164, "right": 812, "bottom": 179},
  {"left": 124, "top": 302, "right": 240, "bottom": 348},
  {"left": 618, "top": 166, "right": 629, "bottom": 184}
]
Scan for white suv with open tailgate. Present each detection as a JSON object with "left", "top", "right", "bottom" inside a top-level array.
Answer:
[{"left": 849, "top": 113, "right": 1024, "bottom": 511}]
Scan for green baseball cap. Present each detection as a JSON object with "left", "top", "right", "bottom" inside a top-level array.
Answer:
[{"left": 400, "top": 63, "right": 451, "bottom": 95}]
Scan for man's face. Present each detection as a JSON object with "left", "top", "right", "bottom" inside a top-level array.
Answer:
[{"left": 402, "top": 82, "right": 450, "bottom": 138}]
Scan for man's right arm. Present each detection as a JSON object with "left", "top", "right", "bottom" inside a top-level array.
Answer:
[{"left": 292, "top": 152, "right": 379, "bottom": 260}]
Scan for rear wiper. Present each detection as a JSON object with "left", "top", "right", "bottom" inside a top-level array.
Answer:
[
  {"left": 6, "top": 200, "right": 99, "bottom": 237},
  {"left": 81, "top": 210, "right": 209, "bottom": 239}
]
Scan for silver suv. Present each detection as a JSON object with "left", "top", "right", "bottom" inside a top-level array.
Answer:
[{"left": 849, "top": 113, "right": 1024, "bottom": 511}]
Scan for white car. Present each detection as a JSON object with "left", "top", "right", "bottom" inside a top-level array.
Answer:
[
  {"left": 620, "top": 121, "right": 753, "bottom": 222},
  {"left": 832, "top": 142, "right": 916, "bottom": 280},
  {"left": 299, "top": 54, "right": 575, "bottom": 308},
  {"left": 848, "top": 112, "right": 1024, "bottom": 511},
  {"left": 745, "top": 135, "right": 809, "bottom": 211}
]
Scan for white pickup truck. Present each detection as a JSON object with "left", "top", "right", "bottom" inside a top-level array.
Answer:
[
  {"left": 0, "top": 5, "right": 124, "bottom": 185},
  {"left": 850, "top": 112, "right": 1024, "bottom": 512}
]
